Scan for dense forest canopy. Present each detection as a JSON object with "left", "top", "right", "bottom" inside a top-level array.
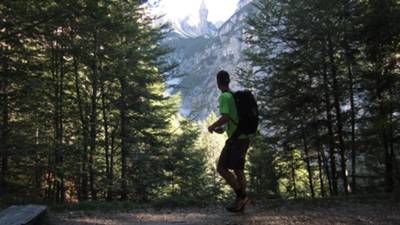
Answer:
[{"left": 0, "top": 0, "right": 399, "bottom": 204}]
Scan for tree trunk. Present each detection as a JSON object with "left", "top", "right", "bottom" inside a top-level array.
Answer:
[
  {"left": 291, "top": 158, "right": 297, "bottom": 199},
  {"left": 321, "top": 146, "right": 332, "bottom": 195},
  {"left": 381, "top": 88, "right": 393, "bottom": 193},
  {"left": 375, "top": 69, "right": 393, "bottom": 192},
  {"left": 327, "top": 35, "right": 349, "bottom": 195},
  {"left": 301, "top": 127, "right": 315, "bottom": 198},
  {"left": 342, "top": 2, "right": 358, "bottom": 194},
  {"left": 0, "top": 79, "right": 9, "bottom": 192},
  {"left": 322, "top": 50, "right": 338, "bottom": 195},
  {"left": 383, "top": 122, "right": 393, "bottom": 192},
  {"left": 51, "top": 42, "right": 65, "bottom": 202},
  {"left": 52, "top": 43, "right": 58, "bottom": 202},
  {"left": 73, "top": 58, "right": 89, "bottom": 201},
  {"left": 57, "top": 46, "right": 65, "bottom": 202},
  {"left": 119, "top": 76, "right": 128, "bottom": 200},
  {"left": 100, "top": 80, "right": 112, "bottom": 201},
  {"left": 313, "top": 117, "right": 327, "bottom": 197},
  {"left": 34, "top": 128, "right": 42, "bottom": 193},
  {"left": 347, "top": 61, "right": 357, "bottom": 194},
  {"left": 387, "top": 87, "right": 396, "bottom": 192},
  {"left": 109, "top": 125, "right": 117, "bottom": 201},
  {"left": 317, "top": 145, "right": 325, "bottom": 197},
  {"left": 89, "top": 31, "right": 99, "bottom": 200}
]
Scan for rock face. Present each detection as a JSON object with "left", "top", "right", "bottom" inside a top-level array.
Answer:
[
  {"left": 237, "top": 0, "right": 253, "bottom": 10},
  {"left": 170, "top": 0, "right": 217, "bottom": 38},
  {"left": 167, "top": 2, "right": 255, "bottom": 119}
]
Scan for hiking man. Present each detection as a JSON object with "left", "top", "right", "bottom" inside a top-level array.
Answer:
[{"left": 208, "top": 70, "right": 252, "bottom": 212}]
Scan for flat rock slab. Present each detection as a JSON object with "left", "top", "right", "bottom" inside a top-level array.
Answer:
[{"left": 0, "top": 205, "right": 47, "bottom": 225}]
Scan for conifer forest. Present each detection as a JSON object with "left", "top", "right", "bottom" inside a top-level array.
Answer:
[{"left": 0, "top": 0, "right": 399, "bottom": 208}]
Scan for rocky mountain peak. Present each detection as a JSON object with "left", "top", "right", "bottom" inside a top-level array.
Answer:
[
  {"left": 166, "top": 2, "right": 256, "bottom": 119},
  {"left": 171, "top": 0, "right": 216, "bottom": 38},
  {"left": 198, "top": 0, "right": 210, "bottom": 35},
  {"left": 237, "top": 0, "right": 252, "bottom": 9}
]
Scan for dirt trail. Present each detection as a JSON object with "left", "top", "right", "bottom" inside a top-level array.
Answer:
[{"left": 50, "top": 198, "right": 400, "bottom": 225}]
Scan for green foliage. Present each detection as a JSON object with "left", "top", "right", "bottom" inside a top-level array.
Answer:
[
  {"left": 240, "top": 0, "right": 400, "bottom": 198},
  {"left": 0, "top": 0, "right": 213, "bottom": 204},
  {"left": 275, "top": 147, "right": 311, "bottom": 198},
  {"left": 197, "top": 112, "right": 230, "bottom": 201},
  {"left": 1, "top": 0, "right": 399, "bottom": 206},
  {"left": 163, "top": 116, "right": 211, "bottom": 200},
  {"left": 247, "top": 135, "right": 279, "bottom": 199}
]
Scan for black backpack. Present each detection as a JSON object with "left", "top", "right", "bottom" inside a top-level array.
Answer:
[{"left": 229, "top": 90, "right": 259, "bottom": 139}]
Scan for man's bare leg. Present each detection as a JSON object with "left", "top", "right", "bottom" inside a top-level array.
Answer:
[
  {"left": 217, "top": 166, "right": 240, "bottom": 190},
  {"left": 234, "top": 169, "right": 246, "bottom": 194},
  {"left": 217, "top": 166, "right": 250, "bottom": 212}
]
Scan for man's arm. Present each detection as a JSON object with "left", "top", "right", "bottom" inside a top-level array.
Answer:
[{"left": 208, "top": 113, "right": 230, "bottom": 133}]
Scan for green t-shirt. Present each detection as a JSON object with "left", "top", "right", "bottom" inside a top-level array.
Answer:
[{"left": 218, "top": 91, "right": 251, "bottom": 139}]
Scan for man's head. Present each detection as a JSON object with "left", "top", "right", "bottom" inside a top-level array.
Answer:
[{"left": 217, "top": 70, "right": 230, "bottom": 91}]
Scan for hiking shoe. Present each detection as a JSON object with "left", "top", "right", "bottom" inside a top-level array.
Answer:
[{"left": 226, "top": 196, "right": 251, "bottom": 213}]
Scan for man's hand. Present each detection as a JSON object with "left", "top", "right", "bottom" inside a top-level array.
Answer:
[
  {"left": 214, "top": 126, "right": 224, "bottom": 134},
  {"left": 208, "top": 125, "right": 215, "bottom": 133},
  {"left": 208, "top": 114, "right": 229, "bottom": 133},
  {"left": 208, "top": 124, "right": 224, "bottom": 134}
]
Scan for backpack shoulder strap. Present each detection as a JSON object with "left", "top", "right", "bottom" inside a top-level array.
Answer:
[{"left": 221, "top": 90, "right": 238, "bottom": 125}]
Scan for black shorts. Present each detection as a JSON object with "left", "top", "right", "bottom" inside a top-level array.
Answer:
[{"left": 217, "top": 138, "right": 250, "bottom": 170}]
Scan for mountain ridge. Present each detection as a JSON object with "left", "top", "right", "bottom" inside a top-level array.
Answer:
[{"left": 166, "top": 2, "right": 255, "bottom": 119}]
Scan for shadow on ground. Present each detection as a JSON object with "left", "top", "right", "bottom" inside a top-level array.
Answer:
[{"left": 50, "top": 196, "right": 400, "bottom": 225}]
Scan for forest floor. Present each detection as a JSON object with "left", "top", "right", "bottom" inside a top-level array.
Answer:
[{"left": 50, "top": 195, "right": 400, "bottom": 225}]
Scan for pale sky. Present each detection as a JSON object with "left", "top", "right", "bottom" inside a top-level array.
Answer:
[{"left": 148, "top": 0, "right": 239, "bottom": 25}]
